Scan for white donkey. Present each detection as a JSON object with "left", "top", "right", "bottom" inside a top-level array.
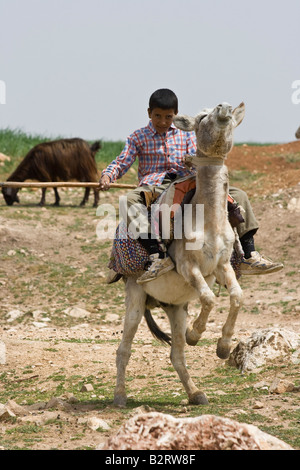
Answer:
[{"left": 113, "top": 102, "right": 246, "bottom": 406}]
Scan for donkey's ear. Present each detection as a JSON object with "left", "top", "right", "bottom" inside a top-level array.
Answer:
[
  {"left": 233, "top": 102, "right": 245, "bottom": 127},
  {"left": 173, "top": 115, "right": 196, "bottom": 131}
]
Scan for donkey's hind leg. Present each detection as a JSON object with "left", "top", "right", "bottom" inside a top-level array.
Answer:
[
  {"left": 114, "top": 278, "right": 147, "bottom": 407},
  {"left": 164, "top": 303, "right": 209, "bottom": 405}
]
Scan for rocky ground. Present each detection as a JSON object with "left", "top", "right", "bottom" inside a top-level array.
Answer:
[{"left": 0, "top": 141, "right": 299, "bottom": 450}]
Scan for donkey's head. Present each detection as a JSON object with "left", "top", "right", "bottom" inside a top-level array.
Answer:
[{"left": 173, "top": 102, "right": 245, "bottom": 158}]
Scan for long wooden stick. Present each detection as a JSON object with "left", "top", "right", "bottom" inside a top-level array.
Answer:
[{"left": 0, "top": 181, "right": 137, "bottom": 189}]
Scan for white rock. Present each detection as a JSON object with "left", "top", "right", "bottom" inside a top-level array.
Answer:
[
  {"left": 228, "top": 328, "right": 300, "bottom": 372},
  {"left": 32, "top": 321, "right": 48, "bottom": 328},
  {"left": 64, "top": 306, "right": 91, "bottom": 318},
  {"left": 5, "top": 400, "right": 29, "bottom": 417},
  {"left": 7, "top": 250, "right": 16, "bottom": 256},
  {"left": 0, "top": 404, "right": 16, "bottom": 421},
  {"left": 0, "top": 341, "right": 6, "bottom": 364},
  {"left": 20, "top": 411, "right": 59, "bottom": 426},
  {"left": 105, "top": 313, "right": 120, "bottom": 323},
  {"left": 87, "top": 417, "right": 110, "bottom": 431},
  {"left": 282, "top": 296, "right": 295, "bottom": 302},
  {"left": 269, "top": 378, "right": 294, "bottom": 394},
  {"left": 46, "top": 397, "right": 72, "bottom": 411},
  {"left": 100, "top": 412, "right": 293, "bottom": 450},
  {"left": 80, "top": 383, "right": 94, "bottom": 392},
  {"left": 32, "top": 309, "right": 47, "bottom": 319},
  {"left": 6, "top": 309, "right": 24, "bottom": 322},
  {"left": 287, "top": 197, "right": 300, "bottom": 212}
]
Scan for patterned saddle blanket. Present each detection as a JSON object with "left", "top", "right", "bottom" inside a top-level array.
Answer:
[{"left": 108, "top": 221, "right": 149, "bottom": 276}]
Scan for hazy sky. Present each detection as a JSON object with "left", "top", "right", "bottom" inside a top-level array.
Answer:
[{"left": 1, "top": 0, "right": 299, "bottom": 143}]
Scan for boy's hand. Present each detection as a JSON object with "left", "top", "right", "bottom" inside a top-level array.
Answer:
[{"left": 99, "top": 175, "right": 111, "bottom": 191}]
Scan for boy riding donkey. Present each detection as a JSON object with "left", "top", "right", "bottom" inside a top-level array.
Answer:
[{"left": 100, "top": 89, "right": 283, "bottom": 283}]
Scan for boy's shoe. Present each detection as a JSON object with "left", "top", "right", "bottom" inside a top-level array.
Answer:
[
  {"left": 240, "top": 251, "right": 283, "bottom": 275},
  {"left": 136, "top": 254, "right": 174, "bottom": 284}
]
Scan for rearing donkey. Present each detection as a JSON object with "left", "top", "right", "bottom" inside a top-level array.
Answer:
[{"left": 113, "top": 102, "right": 246, "bottom": 406}]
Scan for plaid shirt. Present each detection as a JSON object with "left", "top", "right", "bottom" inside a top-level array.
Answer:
[{"left": 102, "top": 120, "right": 197, "bottom": 186}]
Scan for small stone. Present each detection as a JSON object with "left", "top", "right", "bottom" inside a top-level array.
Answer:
[
  {"left": 77, "top": 417, "right": 87, "bottom": 425},
  {"left": 254, "top": 381, "right": 269, "bottom": 390},
  {"left": 46, "top": 397, "right": 72, "bottom": 411},
  {"left": 252, "top": 401, "right": 264, "bottom": 409},
  {"left": 0, "top": 404, "right": 16, "bottom": 421},
  {"left": 87, "top": 417, "right": 110, "bottom": 431},
  {"left": 32, "top": 321, "right": 48, "bottom": 328},
  {"left": 104, "top": 313, "right": 120, "bottom": 323},
  {"left": 64, "top": 393, "right": 78, "bottom": 404},
  {"left": 269, "top": 378, "right": 294, "bottom": 394},
  {"left": 180, "top": 399, "right": 189, "bottom": 406},
  {"left": 7, "top": 250, "right": 16, "bottom": 256},
  {"left": 80, "top": 383, "right": 94, "bottom": 392},
  {"left": 6, "top": 400, "right": 28, "bottom": 417},
  {"left": 287, "top": 197, "right": 300, "bottom": 212},
  {"left": 20, "top": 411, "right": 59, "bottom": 426},
  {"left": 26, "top": 402, "right": 47, "bottom": 411},
  {"left": 64, "top": 306, "right": 91, "bottom": 318},
  {"left": 6, "top": 309, "right": 24, "bottom": 322}
]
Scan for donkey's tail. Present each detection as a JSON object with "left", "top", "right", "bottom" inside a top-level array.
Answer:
[{"left": 144, "top": 309, "right": 171, "bottom": 346}]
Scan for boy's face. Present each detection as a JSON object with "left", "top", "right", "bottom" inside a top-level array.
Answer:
[{"left": 148, "top": 107, "right": 177, "bottom": 134}]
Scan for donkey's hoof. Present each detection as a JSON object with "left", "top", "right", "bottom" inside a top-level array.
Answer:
[
  {"left": 185, "top": 327, "right": 200, "bottom": 346},
  {"left": 189, "top": 392, "right": 209, "bottom": 405},
  {"left": 113, "top": 395, "right": 127, "bottom": 408},
  {"left": 216, "top": 338, "right": 231, "bottom": 359}
]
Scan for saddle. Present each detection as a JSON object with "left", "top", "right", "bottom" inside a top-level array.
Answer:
[{"left": 108, "top": 177, "right": 244, "bottom": 277}]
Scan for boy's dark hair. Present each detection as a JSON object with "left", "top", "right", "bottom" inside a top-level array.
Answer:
[{"left": 149, "top": 89, "right": 178, "bottom": 113}]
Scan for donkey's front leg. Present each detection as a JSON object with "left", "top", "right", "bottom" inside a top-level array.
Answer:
[
  {"left": 114, "top": 278, "right": 147, "bottom": 407},
  {"left": 181, "top": 264, "right": 216, "bottom": 346},
  {"left": 215, "top": 263, "right": 243, "bottom": 359}
]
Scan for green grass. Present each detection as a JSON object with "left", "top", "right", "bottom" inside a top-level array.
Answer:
[
  {"left": 228, "top": 169, "right": 264, "bottom": 187},
  {"left": 282, "top": 152, "right": 300, "bottom": 163},
  {"left": 0, "top": 127, "right": 125, "bottom": 175},
  {"left": 0, "top": 128, "right": 51, "bottom": 156},
  {"left": 96, "top": 140, "right": 126, "bottom": 166}
]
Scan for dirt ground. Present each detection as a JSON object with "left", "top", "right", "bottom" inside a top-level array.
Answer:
[{"left": 0, "top": 141, "right": 300, "bottom": 450}]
